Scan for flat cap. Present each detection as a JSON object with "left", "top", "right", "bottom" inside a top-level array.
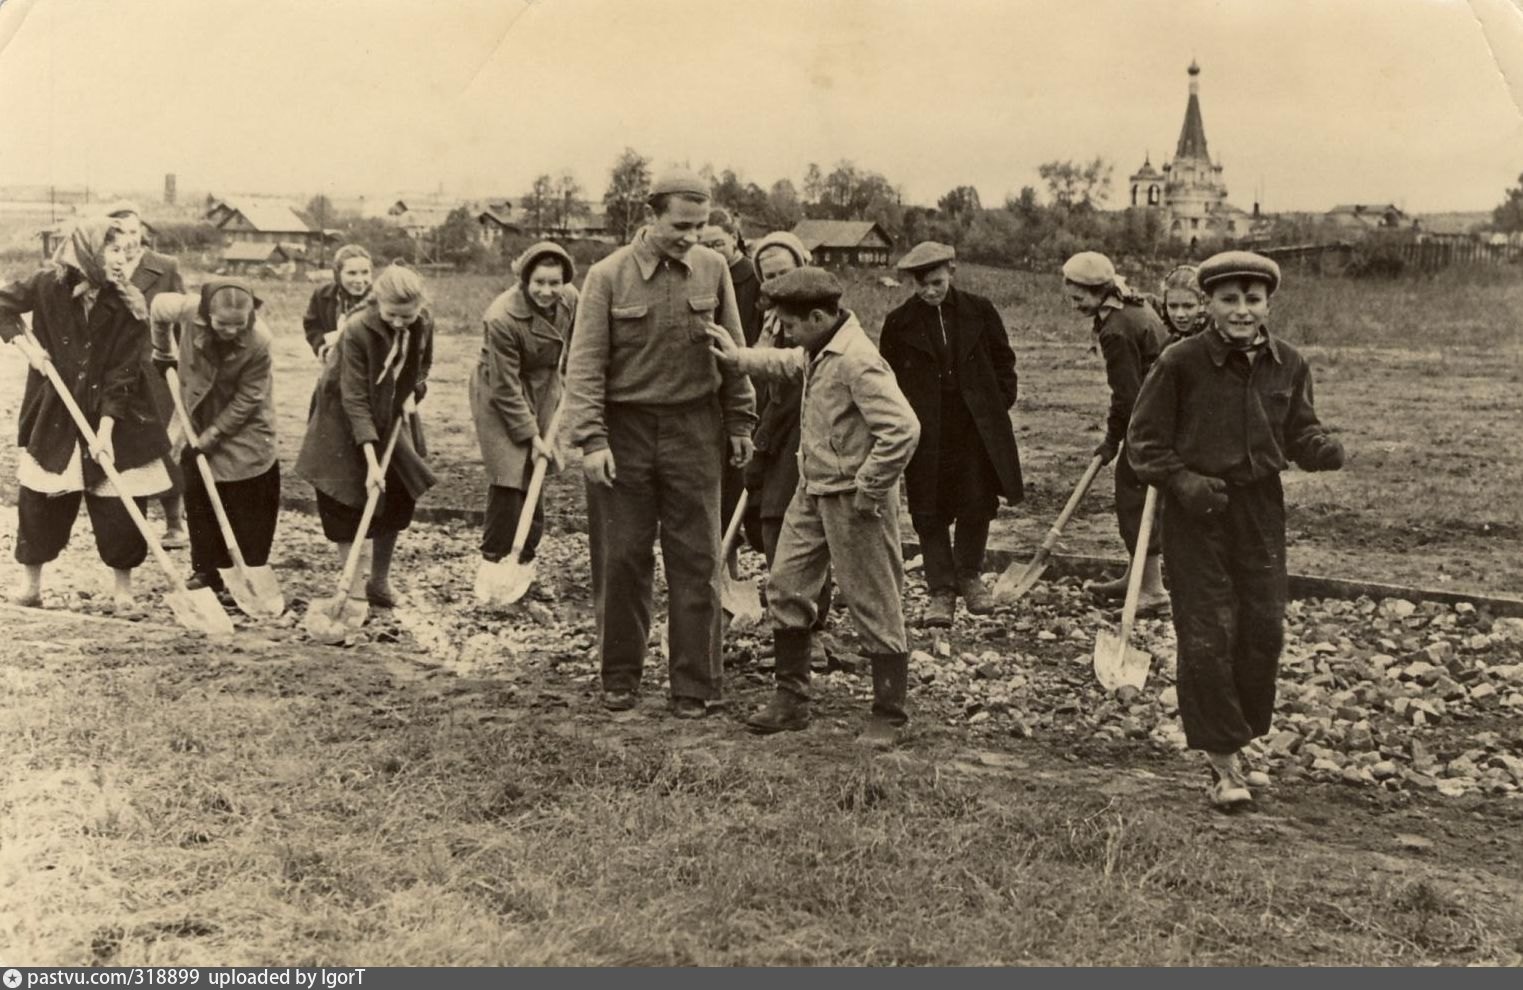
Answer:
[
  {"left": 1197, "top": 251, "right": 1282, "bottom": 295},
  {"left": 1061, "top": 251, "right": 1116, "bottom": 286},
  {"left": 896, "top": 241, "right": 956, "bottom": 272},
  {"left": 649, "top": 166, "right": 711, "bottom": 199},
  {"left": 762, "top": 266, "right": 843, "bottom": 308}
]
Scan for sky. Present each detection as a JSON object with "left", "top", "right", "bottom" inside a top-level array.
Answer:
[{"left": 1, "top": 0, "right": 1520, "bottom": 213}]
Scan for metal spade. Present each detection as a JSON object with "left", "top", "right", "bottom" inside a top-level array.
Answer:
[
  {"left": 474, "top": 399, "right": 566, "bottom": 608},
  {"left": 165, "top": 367, "right": 284, "bottom": 617},
  {"left": 1093, "top": 485, "right": 1159, "bottom": 693},
  {"left": 718, "top": 489, "right": 763, "bottom": 629},
  {"left": 993, "top": 453, "right": 1104, "bottom": 603}
]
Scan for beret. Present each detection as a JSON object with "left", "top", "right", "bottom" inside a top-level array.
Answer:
[
  {"left": 896, "top": 241, "right": 956, "bottom": 272},
  {"left": 649, "top": 166, "right": 711, "bottom": 199},
  {"left": 762, "top": 266, "right": 843, "bottom": 307},
  {"left": 1061, "top": 251, "right": 1116, "bottom": 287},
  {"left": 1197, "top": 251, "right": 1282, "bottom": 295}
]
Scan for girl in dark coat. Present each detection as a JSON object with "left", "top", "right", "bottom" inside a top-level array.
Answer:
[
  {"left": 880, "top": 243, "right": 1023, "bottom": 628},
  {"left": 295, "top": 264, "right": 435, "bottom": 607},
  {"left": 2, "top": 217, "right": 172, "bottom": 608},
  {"left": 302, "top": 244, "right": 373, "bottom": 358}
]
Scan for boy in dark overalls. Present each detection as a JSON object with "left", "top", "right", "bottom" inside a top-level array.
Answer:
[{"left": 1127, "top": 251, "right": 1344, "bottom": 809}]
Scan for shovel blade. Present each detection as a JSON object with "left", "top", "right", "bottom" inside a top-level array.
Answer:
[
  {"left": 1093, "top": 629, "right": 1153, "bottom": 693},
  {"left": 304, "top": 594, "right": 369, "bottom": 644},
  {"left": 220, "top": 565, "right": 285, "bottom": 618},
  {"left": 474, "top": 558, "right": 536, "bottom": 607},
  {"left": 164, "top": 587, "right": 236, "bottom": 637},
  {"left": 992, "top": 555, "right": 1047, "bottom": 603},
  {"left": 720, "top": 574, "right": 763, "bottom": 630}
]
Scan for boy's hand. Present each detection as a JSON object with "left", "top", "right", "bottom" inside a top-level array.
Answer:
[
  {"left": 705, "top": 322, "right": 740, "bottom": 368},
  {"left": 582, "top": 448, "right": 617, "bottom": 488},
  {"left": 852, "top": 489, "right": 883, "bottom": 519},
  {"left": 1093, "top": 438, "right": 1119, "bottom": 466},
  {"left": 728, "top": 435, "right": 754, "bottom": 469},
  {"left": 1169, "top": 470, "right": 1229, "bottom": 516},
  {"left": 1308, "top": 436, "right": 1344, "bottom": 471},
  {"left": 531, "top": 435, "right": 562, "bottom": 472}
]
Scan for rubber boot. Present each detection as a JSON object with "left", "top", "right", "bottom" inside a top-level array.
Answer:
[
  {"left": 856, "top": 652, "right": 909, "bottom": 749},
  {"left": 747, "top": 629, "right": 812, "bottom": 734}
]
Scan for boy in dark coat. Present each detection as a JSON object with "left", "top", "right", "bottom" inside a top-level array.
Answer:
[
  {"left": 1062, "top": 251, "right": 1168, "bottom": 611},
  {"left": 1128, "top": 251, "right": 1344, "bottom": 809},
  {"left": 880, "top": 242, "right": 1022, "bottom": 628}
]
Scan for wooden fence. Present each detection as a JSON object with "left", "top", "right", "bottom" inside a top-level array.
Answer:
[{"left": 1260, "top": 240, "right": 1523, "bottom": 275}]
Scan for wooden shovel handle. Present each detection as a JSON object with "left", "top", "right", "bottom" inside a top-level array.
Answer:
[
  {"left": 165, "top": 367, "right": 252, "bottom": 574},
  {"left": 1116, "top": 485, "right": 1160, "bottom": 647},
  {"left": 1040, "top": 453, "right": 1106, "bottom": 551},
  {"left": 22, "top": 327, "right": 186, "bottom": 592},
  {"left": 334, "top": 412, "right": 407, "bottom": 597},
  {"left": 507, "top": 396, "right": 567, "bottom": 563}
]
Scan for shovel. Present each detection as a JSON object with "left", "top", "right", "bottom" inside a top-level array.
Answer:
[
  {"left": 993, "top": 452, "right": 1104, "bottom": 603},
  {"left": 164, "top": 367, "right": 284, "bottom": 617},
  {"left": 304, "top": 411, "right": 407, "bottom": 643},
  {"left": 1093, "top": 484, "right": 1159, "bottom": 693},
  {"left": 718, "top": 489, "right": 763, "bottom": 629},
  {"left": 474, "top": 398, "right": 566, "bottom": 608},
  {"left": 21, "top": 327, "right": 234, "bottom": 637}
]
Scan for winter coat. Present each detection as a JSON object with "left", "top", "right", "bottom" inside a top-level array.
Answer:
[
  {"left": 295, "top": 304, "right": 436, "bottom": 509},
  {"left": 0, "top": 267, "right": 170, "bottom": 484},
  {"left": 130, "top": 249, "right": 186, "bottom": 433},
  {"left": 1093, "top": 299, "right": 1167, "bottom": 447},
  {"left": 879, "top": 286, "right": 1024, "bottom": 509},
  {"left": 470, "top": 281, "right": 578, "bottom": 489},
  {"left": 303, "top": 281, "right": 368, "bottom": 356},
  {"left": 730, "top": 255, "right": 763, "bottom": 347}
]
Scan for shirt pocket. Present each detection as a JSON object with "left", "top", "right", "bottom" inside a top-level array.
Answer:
[
  {"left": 686, "top": 294, "right": 719, "bottom": 343},
  {"left": 610, "top": 302, "right": 649, "bottom": 349},
  {"left": 1260, "top": 387, "right": 1293, "bottom": 423}
]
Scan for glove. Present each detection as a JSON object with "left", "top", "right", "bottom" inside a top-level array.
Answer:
[
  {"left": 1168, "top": 470, "right": 1229, "bottom": 516},
  {"left": 1307, "top": 436, "right": 1344, "bottom": 472},
  {"left": 153, "top": 357, "right": 178, "bottom": 377},
  {"left": 852, "top": 489, "right": 883, "bottom": 519},
  {"left": 1093, "top": 438, "right": 1119, "bottom": 466}
]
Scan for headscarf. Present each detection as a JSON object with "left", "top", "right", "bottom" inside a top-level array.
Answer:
[
  {"left": 50, "top": 216, "right": 148, "bottom": 320},
  {"left": 1155, "top": 264, "right": 1210, "bottom": 339},
  {"left": 196, "top": 277, "right": 262, "bottom": 338}
]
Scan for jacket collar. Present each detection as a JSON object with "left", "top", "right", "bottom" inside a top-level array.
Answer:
[
  {"left": 632, "top": 227, "right": 690, "bottom": 280},
  {"left": 129, "top": 249, "right": 169, "bottom": 291},
  {"left": 814, "top": 311, "right": 863, "bottom": 361},
  {"left": 1203, "top": 325, "right": 1282, "bottom": 366}
]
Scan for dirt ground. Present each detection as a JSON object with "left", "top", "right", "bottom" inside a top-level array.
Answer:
[{"left": 1, "top": 265, "right": 1521, "bottom": 964}]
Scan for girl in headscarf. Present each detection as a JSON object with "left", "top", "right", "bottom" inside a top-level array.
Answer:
[
  {"left": 1153, "top": 264, "right": 1210, "bottom": 345},
  {"left": 303, "top": 244, "right": 373, "bottom": 359},
  {"left": 1, "top": 216, "right": 172, "bottom": 608},
  {"left": 470, "top": 242, "right": 578, "bottom": 581},
  {"left": 296, "top": 263, "right": 435, "bottom": 608}
]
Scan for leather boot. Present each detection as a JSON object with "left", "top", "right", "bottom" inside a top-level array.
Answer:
[
  {"left": 958, "top": 574, "right": 994, "bottom": 615},
  {"left": 747, "top": 629, "right": 812, "bottom": 734},
  {"left": 856, "top": 652, "right": 909, "bottom": 748},
  {"left": 922, "top": 590, "right": 956, "bottom": 628}
]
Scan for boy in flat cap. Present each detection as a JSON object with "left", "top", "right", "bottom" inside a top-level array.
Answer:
[
  {"left": 563, "top": 166, "right": 757, "bottom": 718},
  {"left": 707, "top": 267, "right": 920, "bottom": 747},
  {"left": 879, "top": 242, "right": 1022, "bottom": 628},
  {"left": 1128, "top": 251, "right": 1344, "bottom": 809},
  {"left": 1061, "top": 251, "right": 1169, "bottom": 611}
]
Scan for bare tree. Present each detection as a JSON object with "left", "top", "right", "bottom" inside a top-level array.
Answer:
[{"left": 603, "top": 147, "right": 652, "bottom": 244}]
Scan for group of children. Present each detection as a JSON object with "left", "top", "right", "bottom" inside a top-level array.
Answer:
[{"left": 2, "top": 181, "right": 1343, "bottom": 808}]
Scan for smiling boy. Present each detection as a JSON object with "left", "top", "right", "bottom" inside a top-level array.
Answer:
[{"left": 1127, "top": 251, "right": 1344, "bottom": 810}]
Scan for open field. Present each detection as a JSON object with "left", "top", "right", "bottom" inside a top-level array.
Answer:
[{"left": 2, "top": 260, "right": 1522, "bottom": 965}]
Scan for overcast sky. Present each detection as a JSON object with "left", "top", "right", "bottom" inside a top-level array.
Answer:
[{"left": 1, "top": 0, "right": 1520, "bottom": 213}]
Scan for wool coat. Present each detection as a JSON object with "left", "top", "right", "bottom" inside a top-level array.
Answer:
[{"left": 878, "top": 287, "right": 1023, "bottom": 511}]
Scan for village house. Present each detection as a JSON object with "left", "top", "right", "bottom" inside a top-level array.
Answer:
[
  {"left": 789, "top": 219, "right": 894, "bottom": 268},
  {"left": 1326, "top": 203, "right": 1409, "bottom": 232},
  {"left": 220, "top": 241, "right": 297, "bottom": 277},
  {"left": 205, "top": 195, "right": 325, "bottom": 254}
]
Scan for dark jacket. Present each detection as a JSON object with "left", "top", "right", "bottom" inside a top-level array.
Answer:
[
  {"left": 1093, "top": 299, "right": 1167, "bottom": 447},
  {"left": 131, "top": 249, "right": 186, "bottom": 430},
  {"left": 1127, "top": 330, "right": 1332, "bottom": 486},
  {"left": 879, "top": 287, "right": 1024, "bottom": 508},
  {"left": 0, "top": 268, "right": 170, "bottom": 484},
  {"left": 303, "top": 281, "right": 368, "bottom": 356},
  {"left": 730, "top": 255, "right": 763, "bottom": 347},
  {"left": 295, "top": 305, "right": 436, "bottom": 509}
]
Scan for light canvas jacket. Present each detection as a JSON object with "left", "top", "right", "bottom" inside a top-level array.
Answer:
[{"left": 732, "top": 311, "right": 919, "bottom": 506}]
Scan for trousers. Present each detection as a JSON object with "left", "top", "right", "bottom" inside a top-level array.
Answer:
[
  {"left": 767, "top": 489, "right": 906, "bottom": 655},
  {"left": 1163, "top": 473, "right": 1287, "bottom": 754},
  {"left": 912, "top": 513, "right": 990, "bottom": 593},
  {"left": 1116, "top": 451, "right": 1162, "bottom": 557},
  {"left": 15, "top": 486, "right": 148, "bottom": 569},
  {"left": 182, "top": 455, "right": 281, "bottom": 575},
  {"left": 587, "top": 397, "right": 724, "bottom": 701},
  {"left": 482, "top": 484, "right": 545, "bottom": 562}
]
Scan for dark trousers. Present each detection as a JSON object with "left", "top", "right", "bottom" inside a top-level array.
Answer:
[
  {"left": 912, "top": 514, "right": 990, "bottom": 594},
  {"left": 15, "top": 486, "right": 148, "bottom": 569},
  {"left": 1163, "top": 474, "right": 1287, "bottom": 754},
  {"left": 1116, "top": 451, "right": 1162, "bottom": 557},
  {"left": 315, "top": 473, "right": 416, "bottom": 543},
  {"left": 762, "top": 516, "right": 832, "bottom": 629},
  {"left": 182, "top": 454, "right": 280, "bottom": 575},
  {"left": 482, "top": 484, "right": 544, "bottom": 562},
  {"left": 587, "top": 398, "right": 724, "bottom": 701}
]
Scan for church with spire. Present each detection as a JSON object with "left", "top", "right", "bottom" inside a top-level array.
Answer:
[{"left": 1128, "top": 61, "right": 1257, "bottom": 244}]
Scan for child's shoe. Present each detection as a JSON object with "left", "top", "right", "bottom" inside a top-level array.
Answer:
[
  {"left": 922, "top": 591, "right": 955, "bottom": 628},
  {"left": 958, "top": 576, "right": 995, "bottom": 615},
  {"left": 1083, "top": 572, "right": 1129, "bottom": 599},
  {"left": 161, "top": 526, "right": 189, "bottom": 550},
  {"left": 1206, "top": 751, "right": 1253, "bottom": 809}
]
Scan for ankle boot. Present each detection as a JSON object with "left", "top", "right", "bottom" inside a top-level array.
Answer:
[
  {"left": 922, "top": 590, "right": 956, "bottom": 628},
  {"left": 957, "top": 573, "right": 994, "bottom": 615},
  {"left": 856, "top": 651, "right": 909, "bottom": 748},
  {"left": 748, "top": 629, "right": 812, "bottom": 734}
]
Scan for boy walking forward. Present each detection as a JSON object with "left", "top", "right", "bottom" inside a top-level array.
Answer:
[
  {"left": 1127, "top": 252, "right": 1344, "bottom": 809},
  {"left": 707, "top": 268, "right": 921, "bottom": 748}
]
